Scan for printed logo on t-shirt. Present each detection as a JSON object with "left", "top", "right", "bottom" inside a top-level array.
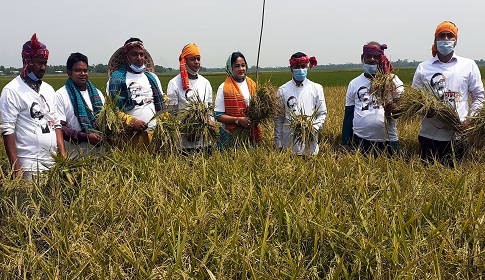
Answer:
[
  {"left": 430, "top": 73, "right": 460, "bottom": 106},
  {"left": 356, "top": 86, "right": 379, "bottom": 111},
  {"left": 287, "top": 96, "right": 299, "bottom": 112},
  {"left": 185, "top": 89, "right": 196, "bottom": 101},
  {"left": 128, "top": 81, "right": 153, "bottom": 106},
  {"left": 29, "top": 95, "right": 53, "bottom": 134}
]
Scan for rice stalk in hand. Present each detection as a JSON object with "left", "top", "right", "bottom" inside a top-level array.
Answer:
[
  {"left": 459, "top": 102, "right": 485, "bottom": 148},
  {"left": 246, "top": 81, "right": 283, "bottom": 123},
  {"left": 397, "top": 84, "right": 461, "bottom": 131},
  {"left": 177, "top": 93, "right": 217, "bottom": 147},
  {"left": 95, "top": 92, "right": 125, "bottom": 141},
  {"left": 369, "top": 70, "right": 399, "bottom": 106},
  {"left": 287, "top": 107, "right": 319, "bottom": 153},
  {"left": 150, "top": 112, "right": 181, "bottom": 154}
]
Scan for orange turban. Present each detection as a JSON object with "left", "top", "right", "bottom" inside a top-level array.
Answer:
[
  {"left": 180, "top": 44, "right": 201, "bottom": 90},
  {"left": 431, "top": 21, "right": 458, "bottom": 56}
]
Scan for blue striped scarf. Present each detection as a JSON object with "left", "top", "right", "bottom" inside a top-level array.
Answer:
[
  {"left": 108, "top": 65, "right": 164, "bottom": 112},
  {"left": 65, "top": 78, "right": 103, "bottom": 133}
]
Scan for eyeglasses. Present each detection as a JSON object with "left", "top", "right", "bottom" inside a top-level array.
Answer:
[{"left": 72, "top": 68, "right": 90, "bottom": 74}]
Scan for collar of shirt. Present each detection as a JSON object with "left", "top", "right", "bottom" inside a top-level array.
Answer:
[
  {"left": 432, "top": 53, "right": 458, "bottom": 65},
  {"left": 22, "top": 76, "right": 43, "bottom": 93},
  {"left": 291, "top": 79, "right": 305, "bottom": 87}
]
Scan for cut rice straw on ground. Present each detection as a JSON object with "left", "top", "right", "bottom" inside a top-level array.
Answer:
[{"left": 397, "top": 84, "right": 461, "bottom": 131}]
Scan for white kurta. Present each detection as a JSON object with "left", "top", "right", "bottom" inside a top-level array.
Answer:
[
  {"left": 274, "top": 78, "right": 327, "bottom": 155},
  {"left": 166, "top": 74, "right": 213, "bottom": 149}
]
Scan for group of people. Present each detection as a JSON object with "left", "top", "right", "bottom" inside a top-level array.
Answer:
[{"left": 0, "top": 21, "right": 483, "bottom": 179}]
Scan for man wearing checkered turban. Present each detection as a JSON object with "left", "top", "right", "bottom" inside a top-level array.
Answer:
[{"left": 0, "top": 33, "right": 66, "bottom": 179}]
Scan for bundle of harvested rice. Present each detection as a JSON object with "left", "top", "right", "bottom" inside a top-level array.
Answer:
[
  {"left": 178, "top": 93, "right": 217, "bottom": 146},
  {"left": 287, "top": 107, "right": 320, "bottom": 151},
  {"left": 150, "top": 112, "right": 181, "bottom": 154},
  {"left": 397, "top": 84, "right": 461, "bottom": 131},
  {"left": 369, "top": 70, "right": 399, "bottom": 106},
  {"left": 245, "top": 81, "right": 283, "bottom": 123},
  {"left": 459, "top": 102, "right": 485, "bottom": 148},
  {"left": 95, "top": 93, "right": 125, "bottom": 140}
]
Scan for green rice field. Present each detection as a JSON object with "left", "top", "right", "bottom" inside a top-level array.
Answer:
[{"left": 0, "top": 69, "right": 484, "bottom": 279}]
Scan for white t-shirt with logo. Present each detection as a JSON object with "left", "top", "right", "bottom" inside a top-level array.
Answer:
[
  {"left": 123, "top": 71, "right": 163, "bottom": 130},
  {"left": 166, "top": 74, "right": 213, "bottom": 149},
  {"left": 55, "top": 85, "right": 105, "bottom": 157},
  {"left": 0, "top": 76, "right": 61, "bottom": 172},
  {"left": 412, "top": 54, "right": 485, "bottom": 141},
  {"left": 345, "top": 73, "right": 403, "bottom": 142}
]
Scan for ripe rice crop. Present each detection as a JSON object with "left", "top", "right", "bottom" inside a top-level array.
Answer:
[{"left": 0, "top": 73, "right": 484, "bottom": 279}]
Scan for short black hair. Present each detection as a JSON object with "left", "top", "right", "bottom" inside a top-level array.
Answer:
[
  {"left": 66, "top": 52, "right": 88, "bottom": 71},
  {"left": 124, "top": 37, "right": 143, "bottom": 45},
  {"left": 290, "top": 52, "right": 306, "bottom": 60},
  {"left": 230, "top": 52, "right": 247, "bottom": 66}
]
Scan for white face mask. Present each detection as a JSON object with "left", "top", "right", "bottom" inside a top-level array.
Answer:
[
  {"left": 129, "top": 63, "right": 146, "bottom": 73},
  {"left": 187, "top": 66, "right": 199, "bottom": 76},
  {"left": 436, "top": 40, "right": 455, "bottom": 56}
]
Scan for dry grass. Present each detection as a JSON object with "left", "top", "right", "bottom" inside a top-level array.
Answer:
[
  {"left": 177, "top": 94, "right": 217, "bottom": 147},
  {"left": 287, "top": 107, "right": 320, "bottom": 152},
  {"left": 246, "top": 81, "right": 283, "bottom": 123},
  {"left": 370, "top": 71, "right": 400, "bottom": 106},
  {"left": 0, "top": 83, "right": 484, "bottom": 279},
  {"left": 397, "top": 84, "right": 461, "bottom": 130}
]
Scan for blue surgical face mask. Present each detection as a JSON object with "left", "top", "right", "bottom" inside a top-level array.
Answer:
[
  {"left": 27, "top": 71, "right": 40, "bottom": 81},
  {"left": 436, "top": 40, "right": 455, "bottom": 56},
  {"left": 363, "top": 64, "right": 377, "bottom": 75},
  {"left": 129, "top": 64, "right": 146, "bottom": 73},
  {"left": 292, "top": 68, "right": 307, "bottom": 82}
]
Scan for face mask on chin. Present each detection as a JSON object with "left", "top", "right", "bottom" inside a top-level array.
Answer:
[
  {"left": 27, "top": 71, "right": 40, "bottom": 81},
  {"left": 436, "top": 40, "right": 455, "bottom": 56},
  {"left": 187, "top": 66, "right": 199, "bottom": 76},
  {"left": 129, "top": 63, "right": 146, "bottom": 73}
]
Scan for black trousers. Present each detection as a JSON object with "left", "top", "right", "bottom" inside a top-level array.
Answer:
[{"left": 418, "top": 135, "right": 464, "bottom": 167}]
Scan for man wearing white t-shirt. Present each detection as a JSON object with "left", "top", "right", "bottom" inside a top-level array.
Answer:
[
  {"left": 274, "top": 52, "right": 327, "bottom": 156},
  {"left": 412, "top": 21, "right": 484, "bottom": 166},
  {"left": 341, "top": 42, "right": 403, "bottom": 155},
  {"left": 108, "top": 38, "right": 165, "bottom": 149},
  {"left": 0, "top": 34, "right": 66, "bottom": 179},
  {"left": 55, "top": 52, "right": 105, "bottom": 158},
  {"left": 166, "top": 43, "right": 213, "bottom": 153}
]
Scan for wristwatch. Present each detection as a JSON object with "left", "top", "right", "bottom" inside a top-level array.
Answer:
[{"left": 235, "top": 118, "right": 239, "bottom": 125}]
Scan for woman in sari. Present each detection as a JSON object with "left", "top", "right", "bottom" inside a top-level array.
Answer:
[{"left": 214, "top": 52, "right": 262, "bottom": 147}]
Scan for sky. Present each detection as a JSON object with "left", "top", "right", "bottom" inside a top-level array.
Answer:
[{"left": 1, "top": 0, "right": 485, "bottom": 69}]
